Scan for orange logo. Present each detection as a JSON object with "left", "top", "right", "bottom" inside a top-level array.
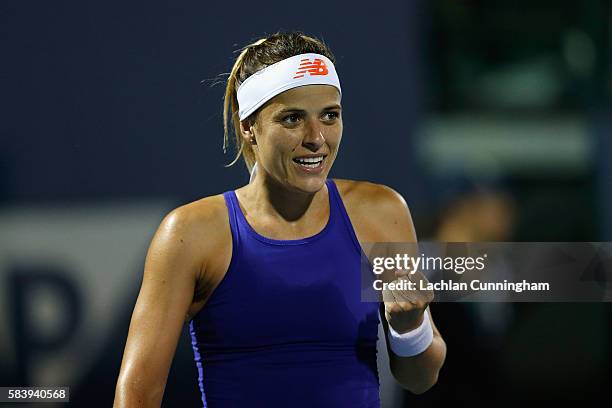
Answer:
[{"left": 293, "top": 58, "right": 329, "bottom": 79}]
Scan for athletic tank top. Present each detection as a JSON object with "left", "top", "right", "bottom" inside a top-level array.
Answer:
[{"left": 189, "top": 179, "right": 381, "bottom": 407}]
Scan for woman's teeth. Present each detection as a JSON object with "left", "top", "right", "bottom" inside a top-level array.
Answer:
[{"left": 294, "top": 156, "right": 324, "bottom": 168}]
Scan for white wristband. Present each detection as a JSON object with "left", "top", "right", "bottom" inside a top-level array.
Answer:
[{"left": 387, "top": 308, "right": 434, "bottom": 357}]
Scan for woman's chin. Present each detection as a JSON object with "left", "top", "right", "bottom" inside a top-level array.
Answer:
[{"left": 291, "top": 175, "right": 328, "bottom": 194}]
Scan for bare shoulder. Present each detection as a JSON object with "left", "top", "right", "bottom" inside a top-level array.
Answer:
[
  {"left": 163, "top": 193, "right": 228, "bottom": 239},
  {"left": 150, "top": 193, "right": 231, "bottom": 282},
  {"left": 159, "top": 192, "right": 232, "bottom": 261},
  {"left": 333, "top": 179, "right": 407, "bottom": 208},
  {"left": 150, "top": 193, "right": 232, "bottom": 318},
  {"left": 332, "top": 179, "right": 417, "bottom": 242}
]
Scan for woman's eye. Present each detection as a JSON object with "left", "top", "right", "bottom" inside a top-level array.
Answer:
[
  {"left": 323, "top": 112, "right": 339, "bottom": 121},
  {"left": 283, "top": 114, "right": 301, "bottom": 124}
]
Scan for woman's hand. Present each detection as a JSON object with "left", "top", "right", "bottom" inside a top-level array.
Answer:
[{"left": 383, "top": 269, "right": 435, "bottom": 334}]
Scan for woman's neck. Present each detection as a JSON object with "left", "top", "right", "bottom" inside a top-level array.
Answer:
[{"left": 239, "top": 175, "right": 328, "bottom": 223}]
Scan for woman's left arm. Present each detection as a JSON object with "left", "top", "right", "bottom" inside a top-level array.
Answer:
[
  {"left": 361, "top": 183, "right": 447, "bottom": 394},
  {"left": 379, "top": 302, "right": 447, "bottom": 394}
]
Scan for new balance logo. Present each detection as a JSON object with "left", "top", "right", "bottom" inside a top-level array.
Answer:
[{"left": 293, "top": 58, "right": 329, "bottom": 79}]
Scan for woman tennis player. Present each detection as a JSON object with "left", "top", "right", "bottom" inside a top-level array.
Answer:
[{"left": 114, "top": 32, "right": 446, "bottom": 407}]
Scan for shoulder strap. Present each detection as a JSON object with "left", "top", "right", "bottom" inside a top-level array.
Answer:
[
  {"left": 223, "top": 191, "right": 241, "bottom": 251},
  {"left": 326, "top": 179, "right": 363, "bottom": 255}
]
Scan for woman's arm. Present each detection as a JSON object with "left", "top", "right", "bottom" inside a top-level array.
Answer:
[
  {"left": 113, "top": 206, "right": 210, "bottom": 407},
  {"left": 373, "top": 185, "right": 447, "bottom": 394},
  {"left": 335, "top": 179, "right": 447, "bottom": 394}
]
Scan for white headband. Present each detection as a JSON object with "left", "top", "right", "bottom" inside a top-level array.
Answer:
[{"left": 236, "top": 53, "right": 341, "bottom": 120}]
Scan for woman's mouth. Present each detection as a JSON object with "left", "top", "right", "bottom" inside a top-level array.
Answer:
[{"left": 292, "top": 155, "right": 326, "bottom": 174}]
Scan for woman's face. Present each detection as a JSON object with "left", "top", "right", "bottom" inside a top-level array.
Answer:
[{"left": 247, "top": 84, "right": 342, "bottom": 194}]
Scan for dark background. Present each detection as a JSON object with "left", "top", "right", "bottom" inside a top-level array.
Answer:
[{"left": 1, "top": 0, "right": 611, "bottom": 406}]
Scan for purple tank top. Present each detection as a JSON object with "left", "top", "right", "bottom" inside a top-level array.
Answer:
[{"left": 189, "top": 179, "right": 381, "bottom": 407}]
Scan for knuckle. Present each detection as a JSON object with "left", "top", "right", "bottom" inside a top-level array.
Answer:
[
  {"left": 412, "top": 301, "right": 426, "bottom": 310},
  {"left": 387, "top": 303, "right": 399, "bottom": 313}
]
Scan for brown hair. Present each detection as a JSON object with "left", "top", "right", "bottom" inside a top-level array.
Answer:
[{"left": 223, "top": 32, "right": 336, "bottom": 171}]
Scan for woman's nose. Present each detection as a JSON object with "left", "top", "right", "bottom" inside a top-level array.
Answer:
[{"left": 302, "top": 119, "right": 325, "bottom": 150}]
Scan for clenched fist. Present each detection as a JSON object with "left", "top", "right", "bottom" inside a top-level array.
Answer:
[{"left": 382, "top": 269, "right": 434, "bottom": 334}]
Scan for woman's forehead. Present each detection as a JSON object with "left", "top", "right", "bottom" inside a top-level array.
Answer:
[{"left": 267, "top": 85, "right": 341, "bottom": 110}]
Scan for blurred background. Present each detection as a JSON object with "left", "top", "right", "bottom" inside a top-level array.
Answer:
[{"left": 1, "top": 0, "right": 610, "bottom": 406}]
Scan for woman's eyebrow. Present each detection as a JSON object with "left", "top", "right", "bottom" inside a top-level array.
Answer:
[
  {"left": 277, "top": 107, "right": 306, "bottom": 114},
  {"left": 276, "top": 104, "right": 342, "bottom": 114},
  {"left": 322, "top": 104, "right": 342, "bottom": 111}
]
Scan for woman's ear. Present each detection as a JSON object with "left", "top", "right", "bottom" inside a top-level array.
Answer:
[{"left": 240, "top": 119, "right": 257, "bottom": 145}]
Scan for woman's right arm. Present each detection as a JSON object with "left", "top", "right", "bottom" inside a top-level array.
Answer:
[{"left": 113, "top": 205, "right": 210, "bottom": 407}]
